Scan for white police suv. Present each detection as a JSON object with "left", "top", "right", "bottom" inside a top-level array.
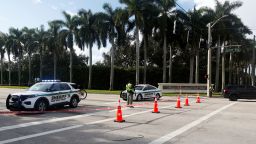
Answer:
[{"left": 6, "top": 80, "right": 87, "bottom": 112}]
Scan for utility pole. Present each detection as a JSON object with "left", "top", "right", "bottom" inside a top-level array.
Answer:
[
  {"left": 252, "top": 35, "right": 255, "bottom": 86},
  {"left": 207, "top": 23, "right": 212, "bottom": 97}
]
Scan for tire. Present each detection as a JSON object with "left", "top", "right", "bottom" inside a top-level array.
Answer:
[
  {"left": 155, "top": 93, "right": 161, "bottom": 100},
  {"left": 34, "top": 99, "right": 48, "bottom": 113},
  {"left": 69, "top": 96, "right": 79, "bottom": 108},
  {"left": 229, "top": 95, "right": 237, "bottom": 101},
  {"left": 136, "top": 94, "right": 143, "bottom": 101}
]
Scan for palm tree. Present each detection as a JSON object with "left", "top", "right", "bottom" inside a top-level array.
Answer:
[
  {"left": 78, "top": 9, "right": 101, "bottom": 89},
  {"left": 0, "top": 32, "right": 6, "bottom": 85},
  {"left": 5, "top": 34, "right": 14, "bottom": 86},
  {"left": 96, "top": 4, "right": 130, "bottom": 90},
  {"left": 59, "top": 11, "right": 80, "bottom": 82},
  {"left": 187, "top": 7, "right": 206, "bottom": 83},
  {"left": 48, "top": 20, "right": 63, "bottom": 80},
  {"left": 22, "top": 27, "right": 38, "bottom": 85},
  {"left": 120, "top": 0, "right": 145, "bottom": 84},
  {"left": 9, "top": 28, "right": 23, "bottom": 86},
  {"left": 155, "top": 0, "right": 176, "bottom": 83},
  {"left": 35, "top": 25, "right": 48, "bottom": 80}
]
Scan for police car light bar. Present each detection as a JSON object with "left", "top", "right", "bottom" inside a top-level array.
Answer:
[{"left": 41, "top": 80, "right": 61, "bottom": 82}]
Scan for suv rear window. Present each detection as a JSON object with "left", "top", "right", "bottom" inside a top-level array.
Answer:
[{"left": 70, "top": 84, "right": 79, "bottom": 89}]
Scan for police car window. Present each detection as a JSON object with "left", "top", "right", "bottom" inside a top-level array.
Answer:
[
  {"left": 144, "top": 86, "right": 155, "bottom": 91},
  {"left": 135, "top": 86, "right": 143, "bottom": 90},
  {"left": 51, "top": 83, "right": 60, "bottom": 91},
  {"left": 70, "top": 84, "right": 78, "bottom": 89},
  {"left": 28, "top": 83, "right": 52, "bottom": 92},
  {"left": 60, "top": 83, "right": 71, "bottom": 90}
]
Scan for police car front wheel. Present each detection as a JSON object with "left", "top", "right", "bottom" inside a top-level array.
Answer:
[
  {"left": 35, "top": 100, "right": 48, "bottom": 112},
  {"left": 69, "top": 96, "right": 79, "bottom": 108}
]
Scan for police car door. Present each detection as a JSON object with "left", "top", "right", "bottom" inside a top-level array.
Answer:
[
  {"left": 49, "top": 83, "right": 61, "bottom": 105},
  {"left": 59, "top": 83, "right": 71, "bottom": 103},
  {"left": 143, "top": 86, "right": 154, "bottom": 98}
]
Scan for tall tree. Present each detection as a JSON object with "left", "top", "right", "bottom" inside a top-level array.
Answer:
[
  {"left": 9, "top": 28, "right": 23, "bottom": 85},
  {"left": 78, "top": 9, "right": 101, "bottom": 89},
  {"left": 120, "top": 0, "right": 145, "bottom": 84},
  {"left": 48, "top": 20, "right": 63, "bottom": 80},
  {"left": 22, "top": 27, "right": 38, "bottom": 85},
  {"left": 0, "top": 32, "right": 6, "bottom": 85},
  {"left": 59, "top": 11, "right": 80, "bottom": 82},
  {"left": 155, "top": 0, "right": 176, "bottom": 83}
]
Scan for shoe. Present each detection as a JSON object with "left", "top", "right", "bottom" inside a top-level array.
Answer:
[{"left": 129, "top": 106, "right": 134, "bottom": 108}]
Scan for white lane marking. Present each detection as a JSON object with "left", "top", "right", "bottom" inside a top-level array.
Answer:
[
  {"left": 149, "top": 102, "right": 237, "bottom": 144},
  {"left": 0, "top": 125, "right": 83, "bottom": 144},
  {"left": 0, "top": 104, "right": 176, "bottom": 144},
  {"left": 0, "top": 101, "right": 152, "bottom": 132}
]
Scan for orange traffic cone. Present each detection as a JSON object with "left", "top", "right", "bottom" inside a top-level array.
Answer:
[
  {"left": 114, "top": 99, "right": 125, "bottom": 122},
  {"left": 184, "top": 96, "right": 190, "bottom": 106},
  {"left": 152, "top": 97, "right": 160, "bottom": 113},
  {"left": 175, "top": 96, "right": 182, "bottom": 108},
  {"left": 196, "top": 95, "right": 201, "bottom": 103}
]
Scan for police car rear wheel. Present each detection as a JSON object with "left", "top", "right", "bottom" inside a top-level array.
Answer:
[
  {"left": 35, "top": 100, "right": 47, "bottom": 112},
  {"left": 70, "top": 97, "right": 78, "bottom": 108}
]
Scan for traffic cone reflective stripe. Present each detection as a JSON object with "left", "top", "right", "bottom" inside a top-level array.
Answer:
[
  {"left": 184, "top": 96, "right": 190, "bottom": 106},
  {"left": 152, "top": 97, "right": 160, "bottom": 113},
  {"left": 114, "top": 99, "right": 125, "bottom": 122},
  {"left": 196, "top": 95, "right": 201, "bottom": 103},
  {"left": 175, "top": 96, "right": 182, "bottom": 108}
]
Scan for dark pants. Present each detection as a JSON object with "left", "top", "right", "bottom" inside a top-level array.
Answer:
[{"left": 127, "top": 92, "right": 133, "bottom": 106}]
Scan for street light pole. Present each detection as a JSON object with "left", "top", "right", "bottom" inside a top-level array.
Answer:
[
  {"left": 252, "top": 35, "right": 255, "bottom": 86},
  {"left": 207, "top": 15, "right": 228, "bottom": 97},
  {"left": 207, "top": 23, "right": 212, "bottom": 97}
]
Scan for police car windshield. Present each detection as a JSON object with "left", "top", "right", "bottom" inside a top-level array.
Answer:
[
  {"left": 135, "top": 86, "right": 144, "bottom": 90},
  {"left": 28, "top": 83, "right": 52, "bottom": 92}
]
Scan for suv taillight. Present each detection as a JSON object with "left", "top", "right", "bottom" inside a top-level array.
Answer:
[{"left": 224, "top": 89, "right": 230, "bottom": 93}]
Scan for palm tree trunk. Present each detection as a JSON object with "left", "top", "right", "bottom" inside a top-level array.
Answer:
[
  {"left": 215, "top": 36, "right": 221, "bottom": 91},
  {"left": 221, "top": 45, "right": 225, "bottom": 91},
  {"left": 88, "top": 46, "right": 92, "bottom": 89},
  {"left": 54, "top": 50, "right": 57, "bottom": 80},
  {"left": 109, "top": 39, "right": 115, "bottom": 90},
  {"left": 18, "top": 56, "right": 21, "bottom": 86},
  {"left": 8, "top": 56, "right": 11, "bottom": 86},
  {"left": 195, "top": 39, "right": 201, "bottom": 83},
  {"left": 28, "top": 54, "right": 31, "bottom": 85},
  {"left": 143, "top": 33, "right": 148, "bottom": 84},
  {"left": 189, "top": 55, "right": 194, "bottom": 83},
  {"left": 135, "top": 25, "right": 140, "bottom": 85},
  {"left": 168, "top": 44, "right": 172, "bottom": 83},
  {"left": 163, "top": 31, "right": 167, "bottom": 83},
  {"left": 0, "top": 59, "right": 3, "bottom": 85},
  {"left": 40, "top": 47, "right": 43, "bottom": 80},
  {"left": 70, "top": 48, "right": 73, "bottom": 82},
  {"left": 229, "top": 53, "right": 232, "bottom": 84}
]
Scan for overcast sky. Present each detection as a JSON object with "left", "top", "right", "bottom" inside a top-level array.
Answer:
[{"left": 0, "top": 0, "right": 254, "bottom": 63}]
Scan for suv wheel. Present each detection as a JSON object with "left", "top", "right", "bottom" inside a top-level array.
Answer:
[
  {"left": 156, "top": 94, "right": 161, "bottom": 100},
  {"left": 229, "top": 95, "right": 237, "bottom": 101},
  {"left": 35, "top": 100, "right": 48, "bottom": 112},
  {"left": 136, "top": 94, "right": 143, "bottom": 101},
  {"left": 69, "top": 96, "right": 79, "bottom": 108}
]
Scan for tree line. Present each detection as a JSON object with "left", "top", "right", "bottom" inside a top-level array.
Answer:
[{"left": 0, "top": 0, "right": 254, "bottom": 91}]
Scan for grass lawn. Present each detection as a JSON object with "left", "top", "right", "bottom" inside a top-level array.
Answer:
[
  {"left": 0, "top": 86, "right": 29, "bottom": 89},
  {"left": 85, "top": 89, "right": 121, "bottom": 95}
]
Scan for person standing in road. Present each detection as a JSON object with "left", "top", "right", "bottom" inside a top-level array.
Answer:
[{"left": 126, "top": 83, "right": 134, "bottom": 108}]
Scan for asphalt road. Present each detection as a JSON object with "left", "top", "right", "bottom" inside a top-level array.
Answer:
[{"left": 0, "top": 88, "right": 256, "bottom": 144}]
